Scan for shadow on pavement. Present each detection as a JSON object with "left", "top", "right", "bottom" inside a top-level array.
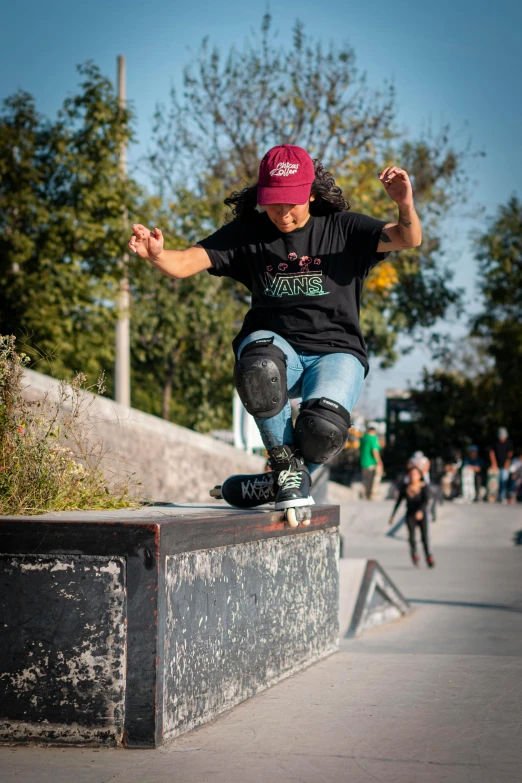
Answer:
[
  {"left": 409, "top": 598, "right": 522, "bottom": 614},
  {"left": 386, "top": 515, "right": 405, "bottom": 538}
]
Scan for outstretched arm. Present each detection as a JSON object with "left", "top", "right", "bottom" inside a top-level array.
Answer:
[
  {"left": 128, "top": 224, "right": 212, "bottom": 279},
  {"left": 389, "top": 487, "right": 405, "bottom": 525},
  {"left": 376, "top": 167, "right": 422, "bottom": 253}
]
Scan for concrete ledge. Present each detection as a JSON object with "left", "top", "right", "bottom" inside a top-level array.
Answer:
[{"left": 0, "top": 504, "right": 339, "bottom": 747}]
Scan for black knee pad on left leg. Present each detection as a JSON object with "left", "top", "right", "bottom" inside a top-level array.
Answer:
[{"left": 295, "top": 397, "right": 351, "bottom": 464}]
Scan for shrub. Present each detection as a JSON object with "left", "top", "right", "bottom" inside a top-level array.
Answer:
[{"left": 0, "top": 335, "right": 140, "bottom": 515}]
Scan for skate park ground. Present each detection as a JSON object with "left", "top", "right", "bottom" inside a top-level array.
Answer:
[{"left": 2, "top": 497, "right": 521, "bottom": 782}]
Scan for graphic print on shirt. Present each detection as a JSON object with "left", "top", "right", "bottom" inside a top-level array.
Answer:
[{"left": 264, "top": 253, "right": 329, "bottom": 298}]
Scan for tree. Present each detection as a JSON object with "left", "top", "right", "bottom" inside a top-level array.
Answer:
[
  {"left": 129, "top": 193, "right": 249, "bottom": 430},
  {"left": 391, "top": 197, "right": 522, "bottom": 463},
  {"left": 0, "top": 63, "right": 244, "bottom": 431},
  {"left": 149, "top": 14, "right": 474, "bottom": 368},
  {"left": 0, "top": 63, "right": 140, "bottom": 389},
  {"left": 130, "top": 214, "right": 247, "bottom": 429},
  {"left": 472, "top": 196, "right": 522, "bottom": 445}
]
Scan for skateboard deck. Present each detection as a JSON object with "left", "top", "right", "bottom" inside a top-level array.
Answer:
[
  {"left": 461, "top": 466, "right": 476, "bottom": 502},
  {"left": 486, "top": 468, "right": 499, "bottom": 503}
]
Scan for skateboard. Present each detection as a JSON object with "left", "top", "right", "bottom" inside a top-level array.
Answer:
[
  {"left": 210, "top": 471, "right": 314, "bottom": 527},
  {"left": 486, "top": 468, "right": 499, "bottom": 503},
  {"left": 461, "top": 466, "right": 476, "bottom": 502}
]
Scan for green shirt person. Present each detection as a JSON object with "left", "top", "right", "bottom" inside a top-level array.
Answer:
[{"left": 360, "top": 426, "right": 383, "bottom": 499}]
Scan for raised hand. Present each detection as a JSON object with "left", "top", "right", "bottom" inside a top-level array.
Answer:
[
  {"left": 378, "top": 166, "right": 414, "bottom": 206},
  {"left": 128, "top": 224, "right": 164, "bottom": 260}
]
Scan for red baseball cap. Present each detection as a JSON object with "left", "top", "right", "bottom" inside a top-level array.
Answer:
[{"left": 257, "top": 144, "right": 315, "bottom": 205}]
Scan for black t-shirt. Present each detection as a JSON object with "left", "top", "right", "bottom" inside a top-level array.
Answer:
[
  {"left": 490, "top": 439, "right": 514, "bottom": 467},
  {"left": 393, "top": 485, "right": 428, "bottom": 517},
  {"left": 197, "top": 210, "right": 388, "bottom": 373}
]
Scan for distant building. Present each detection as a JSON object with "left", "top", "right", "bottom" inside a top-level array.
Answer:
[{"left": 385, "top": 389, "right": 418, "bottom": 448}]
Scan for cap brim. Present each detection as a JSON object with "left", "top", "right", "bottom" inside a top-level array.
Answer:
[{"left": 257, "top": 183, "right": 313, "bottom": 206}]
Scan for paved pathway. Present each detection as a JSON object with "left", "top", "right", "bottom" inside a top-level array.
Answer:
[{"left": 2, "top": 499, "right": 521, "bottom": 782}]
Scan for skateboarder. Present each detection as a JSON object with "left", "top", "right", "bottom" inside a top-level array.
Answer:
[
  {"left": 128, "top": 144, "right": 422, "bottom": 524},
  {"left": 488, "top": 428, "right": 514, "bottom": 503},
  {"left": 389, "top": 466, "right": 435, "bottom": 567}
]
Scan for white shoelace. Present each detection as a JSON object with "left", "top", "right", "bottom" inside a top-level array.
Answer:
[
  {"left": 241, "top": 476, "right": 274, "bottom": 500},
  {"left": 278, "top": 469, "right": 301, "bottom": 490}
]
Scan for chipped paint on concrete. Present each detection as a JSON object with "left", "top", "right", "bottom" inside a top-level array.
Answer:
[
  {"left": 162, "top": 528, "right": 339, "bottom": 740},
  {"left": 0, "top": 555, "right": 127, "bottom": 746},
  {"left": 0, "top": 719, "right": 119, "bottom": 746}
]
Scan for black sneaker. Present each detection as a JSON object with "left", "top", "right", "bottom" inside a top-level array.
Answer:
[{"left": 268, "top": 445, "right": 313, "bottom": 510}]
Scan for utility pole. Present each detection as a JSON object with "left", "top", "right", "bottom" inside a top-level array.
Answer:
[{"left": 114, "top": 54, "right": 131, "bottom": 407}]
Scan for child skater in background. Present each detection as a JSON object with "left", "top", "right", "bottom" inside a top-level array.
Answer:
[{"left": 389, "top": 466, "right": 435, "bottom": 567}]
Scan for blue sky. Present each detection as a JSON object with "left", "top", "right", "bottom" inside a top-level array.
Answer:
[{"left": 2, "top": 0, "right": 520, "bottom": 414}]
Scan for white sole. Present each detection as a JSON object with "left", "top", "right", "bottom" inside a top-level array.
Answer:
[{"left": 275, "top": 496, "right": 315, "bottom": 510}]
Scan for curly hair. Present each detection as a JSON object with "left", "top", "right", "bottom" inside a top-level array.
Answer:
[{"left": 224, "top": 160, "right": 350, "bottom": 220}]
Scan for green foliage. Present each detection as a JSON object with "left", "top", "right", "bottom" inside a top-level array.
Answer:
[
  {"left": 130, "top": 235, "right": 247, "bottom": 430},
  {"left": 474, "top": 196, "right": 522, "bottom": 323},
  {"left": 472, "top": 196, "right": 522, "bottom": 445},
  {"left": 151, "top": 15, "right": 395, "bottom": 187},
  {"left": 0, "top": 335, "right": 139, "bottom": 515},
  {"left": 408, "top": 368, "right": 497, "bottom": 457},
  {"left": 397, "top": 197, "right": 522, "bottom": 461},
  {"left": 150, "top": 14, "right": 474, "bottom": 368},
  {"left": 0, "top": 63, "right": 141, "bottom": 388},
  {"left": 0, "top": 25, "right": 480, "bottom": 436}
]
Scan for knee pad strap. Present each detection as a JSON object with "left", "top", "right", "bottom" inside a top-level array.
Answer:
[
  {"left": 234, "top": 338, "right": 288, "bottom": 418},
  {"left": 295, "top": 397, "right": 351, "bottom": 464}
]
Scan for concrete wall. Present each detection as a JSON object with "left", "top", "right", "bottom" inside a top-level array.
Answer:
[
  {"left": 0, "top": 555, "right": 127, "bottom": 745},
  {"left": 22, "top": 369, "right": 265, "bottom": 503},
  {"left": 163, "top": 529, "right": 339, "bottom": 742},
  {"left": 1, "top": 504, "right": 340, "bottom": 747}
]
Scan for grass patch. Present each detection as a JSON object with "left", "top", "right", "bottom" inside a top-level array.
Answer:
[{"left": 0, "top": 335, "right": 141, "bottom": 515}]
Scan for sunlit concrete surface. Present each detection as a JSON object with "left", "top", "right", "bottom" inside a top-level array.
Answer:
[{"left": 1, "top": 500, "right": 521, "bottom": 782}]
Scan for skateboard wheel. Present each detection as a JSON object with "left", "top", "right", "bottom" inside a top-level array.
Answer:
[
  {"left": 285, "top": 508, "right": 299, "bottom": 527},
  {"left": 209, "top": 486, "right": 223, "bottom": 499}
]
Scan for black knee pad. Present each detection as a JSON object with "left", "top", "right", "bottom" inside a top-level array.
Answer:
[
  {"left": 234, "top": 338, "right": 288, "bottom": 418},
  {"left": 295, "top": 397, "right": 351, "bottom": 464}
]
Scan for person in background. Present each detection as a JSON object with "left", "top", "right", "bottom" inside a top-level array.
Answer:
[
  {"left": 441, "top": 460, "right": 457, "bottom": 500},
  {"left": 507, "top": 451, "right": 522, "bottom": 504},
  {"left": 489, "top": 428, "right": 514, "bottom": 503},
  {"left": 463, "top": 445, "right": 484, "bottom": 502},
  {"left": 389, "top": 466, "right": 435, "bottom": 567},
  {"left": 410, "top": 450, "right": 431, "bottom": 483},
  {"left": 409, "top": 449, "right": 439, "bottom": 520},
  {"left": 359, "top": 425, "right": 383, "bottom": 500},
  {"left": 451, "top": 450, "right": 464, "bottom": 498}
]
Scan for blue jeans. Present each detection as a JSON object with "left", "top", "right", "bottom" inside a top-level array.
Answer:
[
  {"left": 238, "top": 330, "right": 365, "bottom": 474},
  {"left": 498, "top": 468, "right": 510, "bottom": 502}
]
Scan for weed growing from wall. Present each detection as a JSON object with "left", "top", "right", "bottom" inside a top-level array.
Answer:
[{"left": 0, "top": 335, "right": 140, "bottom": 515}]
